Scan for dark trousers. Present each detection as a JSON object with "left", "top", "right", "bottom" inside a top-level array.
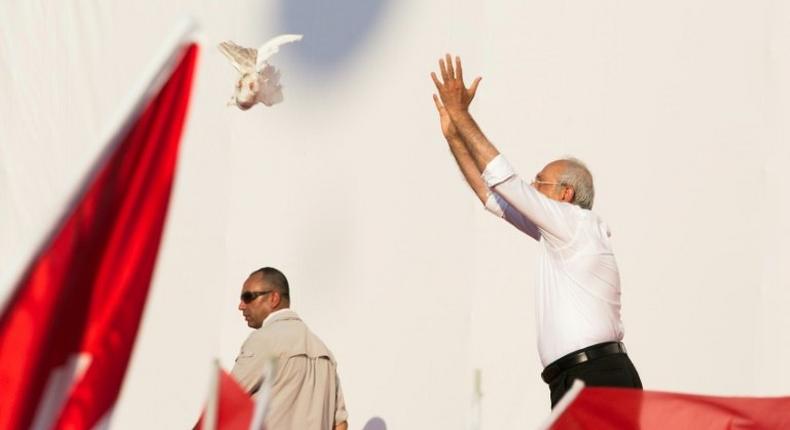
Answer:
[{"left": 547, "top": 351, "right": 642, "bottom": 408}]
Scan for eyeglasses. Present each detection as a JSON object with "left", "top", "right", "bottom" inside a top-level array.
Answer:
[
  {"left": 240, "top": 290, "right": 274, "bottom": 304},
  {"left": 531, "top": 179, "right": 562, "bottom": 188}
]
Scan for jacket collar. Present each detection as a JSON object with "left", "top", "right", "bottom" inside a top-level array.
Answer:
[{"left": 261, "top": 308, "right": 300, "bottom": 328}]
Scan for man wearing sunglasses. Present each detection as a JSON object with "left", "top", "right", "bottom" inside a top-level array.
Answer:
[
  {"left": 431, "top": 54, "right": 642, "bottom": 408},
  {"left": 231, "top": 267, "right": 348, "bottom": 430}
]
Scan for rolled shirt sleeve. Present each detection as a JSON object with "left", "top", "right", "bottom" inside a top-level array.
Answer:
[
  {"left": 334, "top": 371, "right": 348, "bottom": 425},
  {"left": 482, "top": 154, "right": 516, "bottom": 188},
  {"left": 482, "top": 155, "right": 578, "bottom": 246}
]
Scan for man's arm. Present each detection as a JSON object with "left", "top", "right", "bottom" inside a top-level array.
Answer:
[
  {"left": 333, "top": 369, "right": 349, "bottom": 430},
  {"left": 434, "top": 94, "right": 541, "bottom": 239},
  {"left": 431, "top": 54, "right": 500, "bottom": 172},
  {"left": 430, "top": 54, "right": 555, "bottom": 241},
  {"left": 230, "top": 337, "right": 265, "bottom": 394},
  {"left": 433, "top": 94, "right": 488, "bottom": 204}
]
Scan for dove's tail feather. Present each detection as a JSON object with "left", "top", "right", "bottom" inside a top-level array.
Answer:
[
  {"left": 254, "top": 64, "right": 285, "bottom": 106},
  {"left": 256, "top": 34, "right": 303, "bottom": 69},
  {"left": 258, "top": 86, "right": 284, "bottom": 106}
]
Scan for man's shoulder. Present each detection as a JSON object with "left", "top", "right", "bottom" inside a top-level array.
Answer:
[
  {"left": 247, "top": 313, "right": 303, "bottom": 341},
  {"left": 581, "top": 209, "right": 612, "bottom": 237},
  {"left": 562, "top": 206, "right": 608, "bottom": 230},
  {"left": 251, "top": 311, "right": 337, "bottom": 362}
]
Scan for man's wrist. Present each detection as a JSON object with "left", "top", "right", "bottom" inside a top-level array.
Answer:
[
  {"left": 445, "top": 105, "right": 469, "bottom": 118},
  {"left": 447, "top": 109, "right": 475, "bottom": 129}
]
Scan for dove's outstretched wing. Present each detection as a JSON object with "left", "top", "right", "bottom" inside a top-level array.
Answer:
[
  {"left": 218, "top": 41, "right": 257, "bottom": 73},
  {"left": 255, "top": 34, "right": 303, "bottom": 69}
]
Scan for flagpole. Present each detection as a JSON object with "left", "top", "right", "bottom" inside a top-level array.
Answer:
[{"left": 204, "top": 360, "right": 220, "bottom": 430}]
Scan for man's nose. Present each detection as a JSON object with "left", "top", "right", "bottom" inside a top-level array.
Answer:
[{"left": 238, "top": 301, "right": 245, "bottom": 311}]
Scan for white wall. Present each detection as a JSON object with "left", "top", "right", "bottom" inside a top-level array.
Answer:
[{"left": 2, "top": 1, "right": 789, "bottom": 429}]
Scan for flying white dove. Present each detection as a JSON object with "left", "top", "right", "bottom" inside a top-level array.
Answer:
[{"left": 218, "top": 34, "right": 303, "bottom": 110}]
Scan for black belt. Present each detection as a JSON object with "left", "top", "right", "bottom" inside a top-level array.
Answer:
[{"left": 541, "top": 341, "right": 627, "bottom": 383}]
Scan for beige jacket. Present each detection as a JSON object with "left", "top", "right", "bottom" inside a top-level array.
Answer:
[{"left": 231, "top": 309, "right": 348, "bottom": 430}]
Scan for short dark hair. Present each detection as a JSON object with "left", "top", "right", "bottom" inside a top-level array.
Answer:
[{"left": 250, "top": 267, "right": 290, "bottom": 301}]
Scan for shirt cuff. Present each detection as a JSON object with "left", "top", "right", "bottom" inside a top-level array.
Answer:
[
  {"left": 482, "top": 154, "right": 515, "bottom": 188},
  {"left": 484, "top": 192, "right": 505, "bottom": 217}
]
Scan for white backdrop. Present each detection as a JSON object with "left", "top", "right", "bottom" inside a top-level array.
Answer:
[{"left": 2, "top": 1, "right": 790, "bottom": 429}]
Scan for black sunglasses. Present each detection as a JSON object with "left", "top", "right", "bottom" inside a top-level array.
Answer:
[{"left": 240, "top": 290, "right": 273, "bottom": 304}]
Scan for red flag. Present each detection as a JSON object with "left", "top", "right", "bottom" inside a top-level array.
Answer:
[
  {"left": 548, "top": 385, "right": 790, "bottom": 429},
  {"left": 196, "top": 365, "right": 255, "bottom": 430},
  {"left": 0, "top": 43, "right": 199, "bottom": 429}
]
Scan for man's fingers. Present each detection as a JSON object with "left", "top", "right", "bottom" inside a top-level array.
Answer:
[
  {"left": 468, "top": 76, "right": 482, "bottom": 98},
  {"left": 433, "top": 93, "right": 444, "bottom": 112},
  {"left": 445, "top": 53, "right": 455, "bottom": 80},
  {"left": 439, "top": 58, "right": 449, "bottom": 81},
  {"left": 430, "top": 72, "right": 443, "bottom": 92},
  {"left": 455, "top": 56, "right": 463, "bottom": 83}
]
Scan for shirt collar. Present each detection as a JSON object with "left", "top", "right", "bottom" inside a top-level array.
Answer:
[{"left": 261, "top": 308, "right": 298, "bottom": 328}]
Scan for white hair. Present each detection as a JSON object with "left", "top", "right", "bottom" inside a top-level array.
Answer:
[{"left": 556, "top": 157, "right": 595, "bottom": 209}]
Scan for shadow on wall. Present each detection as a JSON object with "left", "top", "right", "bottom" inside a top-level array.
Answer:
[
  {"left": 362, "top": 417, "right": 387, "bottom": 430},
  {"left": 278, "top": 0, "right": 389, "bottom": 74}
]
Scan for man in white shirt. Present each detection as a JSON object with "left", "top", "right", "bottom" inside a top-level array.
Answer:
[{"left": 431, "top": 54, "right": 642, "bottom": 407}]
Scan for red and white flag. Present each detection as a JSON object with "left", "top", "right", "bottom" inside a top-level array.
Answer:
[
  {"left": 0, "top": 40, "right": 199, "bottom": 429},
  {"left": 196, "top": 360, "right": 275, "bottom": 430},
  {"left": 543, "top": 381, "right": 790, "bottom": 429},
  {"left": 196, "top": 364, "right": 255, "bottom": 430}
]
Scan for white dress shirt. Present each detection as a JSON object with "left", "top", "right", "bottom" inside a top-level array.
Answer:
[{"left": 482, "top": 155, "right": 624, "bottom": 367}]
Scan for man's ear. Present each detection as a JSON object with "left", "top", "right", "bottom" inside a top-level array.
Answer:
[
  {"left": 562, "top": 186, "right": 575, "bottom": 204},
  {"left": 271, "top": 291, "right": 282, "bottom": 308}
]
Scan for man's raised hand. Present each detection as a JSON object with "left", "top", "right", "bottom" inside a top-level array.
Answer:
[
  {"left": 433, "top": 94, "right": 459, "bottom": 139},
  {"left": 430, "top": 54, "right": 481, "bottom": 114}
]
